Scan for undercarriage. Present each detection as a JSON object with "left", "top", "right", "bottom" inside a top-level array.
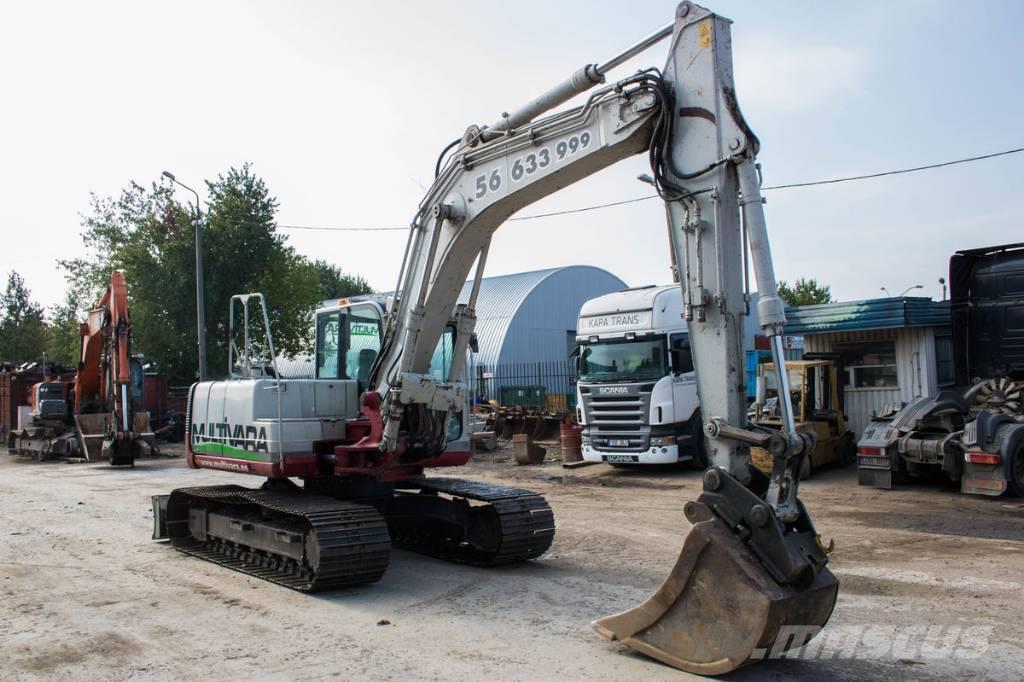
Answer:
[{"left": 154, "top": 477, "right": 556, "bottom": 591}]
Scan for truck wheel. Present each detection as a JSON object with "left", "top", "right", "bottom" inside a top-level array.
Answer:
[
  {"left": 838, "top": 433, "right": 857, "bottom": 466},
  {"left": 1009, "top": 444, "right": 1024, "bottom": 497},
  {"left": 686, "top": 417, "right": 708, "bottom": 470}
]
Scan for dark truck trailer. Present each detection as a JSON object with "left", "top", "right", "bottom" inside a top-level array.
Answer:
[
  {"left": 858, "top": 243, "right": 1024, "bottom": 496},
  {"left": 950, "top": 243, "right": 1024, "bottom": 385}
]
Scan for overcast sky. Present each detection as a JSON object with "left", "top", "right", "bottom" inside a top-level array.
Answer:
[{"left": 2, "top": 0, "right": 1022, "bottom": 310}]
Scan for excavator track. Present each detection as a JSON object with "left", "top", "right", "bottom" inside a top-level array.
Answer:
[
  {"left": 389, "top": 477, "right": 555, "bottom": 565},
  {"left": 165, "top": 485, "right": 391, "bottom": 592}
]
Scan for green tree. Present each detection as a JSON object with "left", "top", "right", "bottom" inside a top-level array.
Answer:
[
  {"left": 201, "top": 165, "right": 321, "bottom": 372},
  {"left": 313, "top": 259, "right": 374, "bottom": 300},
  {"left": 777, "top": 278, "right": 833, "bottom": 306},
  {"left": 61, "top": 164, "right": 326, "bottom": 383},
  {"left": 45, "top": 289, "right": 84, "bottom": 366},
  {"left": 0, "top": 271, "right": 50, "bottom": 364}
]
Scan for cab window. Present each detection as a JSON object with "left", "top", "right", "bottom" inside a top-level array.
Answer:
[
  {"left": 345, "top": 309, "right": 383, "bottom": 388},
  {"left": 315, "top": 303, "right": 383, "bottom": 388},
  {"left": 669, "top": 333, "right": 694, "bottom": 374},
  {"left": 316, "top": 312, "right": 342, "bottom": 379},
  {"left": 428, "top": 327, "right": 456, "bottom": 381}
]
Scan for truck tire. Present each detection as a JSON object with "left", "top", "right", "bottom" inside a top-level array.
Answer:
[
  {"left": 838, "top": 432, "right": 857, "bottom": 466},
  {"left": 1009, "top": 444, "right": 1024, "bottom": 497},
  {"left": 686, "top": 417, "right": 708, "bottom": 470}
]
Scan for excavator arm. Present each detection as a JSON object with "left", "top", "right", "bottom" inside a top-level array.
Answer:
[
  {"left": 73, "top": 270, "right": 143, "bottom": 465},
  {"left": 364, "top": 2, "right": 837, "bottom": 672}
]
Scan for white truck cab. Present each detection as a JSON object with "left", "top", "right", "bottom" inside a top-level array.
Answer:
[{"left": 576, "top": 285, "right": 704, "bottom": 466}]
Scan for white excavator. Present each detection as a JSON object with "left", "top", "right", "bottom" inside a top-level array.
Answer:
[{"left": 153, "top": 3, "right": 838, "bottom": 674}]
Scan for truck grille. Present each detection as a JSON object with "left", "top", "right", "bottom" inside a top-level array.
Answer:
[{"left": 580, "top": 383, "right": 654, "bottom": 452}]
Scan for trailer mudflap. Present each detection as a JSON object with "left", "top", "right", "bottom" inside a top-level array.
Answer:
[
  {"left": 593, "top": 511, "right": 838, "bottom": 675},
  {"left": 858, "top": 466, "right": 892, "bottom": 489}
]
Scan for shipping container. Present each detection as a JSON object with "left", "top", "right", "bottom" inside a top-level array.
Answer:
[
  {"left": 0, "top": 370, "right": 43, "bottom": 436},
  {"left": 143, "top": 373, "right": 168, "bottom": 416}
]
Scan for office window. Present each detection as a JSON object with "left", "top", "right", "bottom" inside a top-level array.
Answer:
[{"left": 837, "top": 341, "right": 898, "bottom": 389}]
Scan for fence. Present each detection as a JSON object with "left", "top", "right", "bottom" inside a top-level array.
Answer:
[{"left": 472, "top": 360, "right": 577, "bottom": 413}]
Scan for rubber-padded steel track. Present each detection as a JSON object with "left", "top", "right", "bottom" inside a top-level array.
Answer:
[
  {"left": 167, "top": 485, "right": 391, "bottom": 592},
  {"left": 390, "top": 477, "right": 555, "bottom": 565}
]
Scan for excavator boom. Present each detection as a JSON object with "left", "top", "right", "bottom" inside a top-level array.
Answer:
[{"left": 75, "top": 271, "right": 146, "bottom": 465}]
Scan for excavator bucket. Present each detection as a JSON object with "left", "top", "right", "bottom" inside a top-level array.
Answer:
[
  {"left": 74, "top": 412, "right": 154, "bottom": 462},
  {"left": 75, "top": 413, "right": 112, "bottom": 461},
  {"left": 593, "top": 505, "right": 838, "bottom": 675}
]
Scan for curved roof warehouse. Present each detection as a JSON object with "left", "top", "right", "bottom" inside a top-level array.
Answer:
[
  {"left": 277, "top": 265, "right": 626, "bottom": 378},
  {"left": 463, "top": 266, "right": 626, "bottom": 368}
]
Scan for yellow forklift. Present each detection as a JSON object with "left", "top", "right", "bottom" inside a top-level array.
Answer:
[{"left": 750, "top": 358, "right": 856, "bottom": 479}]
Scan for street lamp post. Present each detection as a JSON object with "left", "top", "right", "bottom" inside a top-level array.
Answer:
[
  {"left": 898, "top": 285, "right": 924, "bottom": 297},
  {"left": 881, "top": 285, "right": 924, "bottom": 298},
  {"left": 162, "top": 171, "right": 207, "bottom": 381}
]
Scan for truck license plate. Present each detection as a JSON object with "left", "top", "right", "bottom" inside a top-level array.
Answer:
[
  {"left": 609, "top": 439, "right": 630, "bottom": 447},
  {"left": 605, "top": 454, "right": 636, "bottom": 463}
]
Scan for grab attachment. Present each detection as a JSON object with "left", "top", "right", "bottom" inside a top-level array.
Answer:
[{"left": 593, "top": 467, "right": 838, "bottom": 675}]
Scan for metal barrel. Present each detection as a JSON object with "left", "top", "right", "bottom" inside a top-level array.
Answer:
[{"left": 559, "top": 422, "right": 583, "bottom": 463}]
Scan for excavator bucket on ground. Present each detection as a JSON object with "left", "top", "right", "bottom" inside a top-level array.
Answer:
[
  {"left": 74, "top": 413, "right": 111, "bottom": 461},
  {"left": 594, "top": 500, "right": 838, "bottom": 675},
  {"left": 75, "top": 412, "right": 154, "bottom": 463}
]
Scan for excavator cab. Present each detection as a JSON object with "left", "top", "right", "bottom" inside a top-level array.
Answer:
[{"left": 30, "top": 381, "right": 71, "bottom": 421}]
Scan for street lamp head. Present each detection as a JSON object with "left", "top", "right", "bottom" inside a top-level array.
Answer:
[
  {"left": 637, "top": 173, "right": 654, "bottom": 185},
  {"left": 162, "top": 170, "right": 176, "bottom": 181}
]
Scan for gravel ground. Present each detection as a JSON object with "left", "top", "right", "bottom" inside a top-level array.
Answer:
[{"left": 1, "top": 445, "right": 1022, "bottom": 681}]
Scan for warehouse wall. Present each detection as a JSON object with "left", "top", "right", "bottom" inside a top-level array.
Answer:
[
  {"left": 804, "top": 326, "right": 943, "bottom": 437},
  {"left": 496, "top": 266, "right": 626, "bottom": 366}
]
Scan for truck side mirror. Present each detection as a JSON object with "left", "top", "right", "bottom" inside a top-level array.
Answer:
[{"left": 469, "top": 333, "right": 479, "bottom": 354}]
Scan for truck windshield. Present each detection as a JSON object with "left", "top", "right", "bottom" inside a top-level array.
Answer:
[{"left": 579, "top": 338, "right": 666, "bottom": 382}]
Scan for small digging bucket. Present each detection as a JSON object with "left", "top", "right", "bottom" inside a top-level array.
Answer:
[
  {"left": 75, "top": 412, "right": 153, "bottom": 463},
  {"left": 593, "top": 505, "right": 838, "bottom": 675},
  {"left": 74, "top": 413, "right": 112, "bottom": 461}
]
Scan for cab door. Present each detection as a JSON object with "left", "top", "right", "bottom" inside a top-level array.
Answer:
[{"left": 669, "top": 333, "right": 699, "bottom": 422}]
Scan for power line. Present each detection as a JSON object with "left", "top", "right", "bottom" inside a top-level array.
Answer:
[
  {"left": 508, "top": 194, "right": 658, "bottom": 220},
  {"left": 278, "top": 224, "right": 406, "bottom": 232},
  {"left": 274, "top": 145, "right": 1024, "bottom": 232},
  {"left": 761, "top": 146, "right": 1024, "bottom": 191}
]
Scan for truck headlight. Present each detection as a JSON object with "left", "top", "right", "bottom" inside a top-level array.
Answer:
[
  {"left": 650, "top": 436, "right": 676, "bottom": 447},
  {"left": 581, "top": 435, "right": 591, "bottom": 446}
]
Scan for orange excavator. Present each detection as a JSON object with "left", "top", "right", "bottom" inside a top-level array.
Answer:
[{"left": 6, "top": 271, "right": 152, "bottom": 465}]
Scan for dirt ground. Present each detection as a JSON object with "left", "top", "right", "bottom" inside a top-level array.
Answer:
[{"left": 1, "top": 444, "right": 1022, "bottom": 681}]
